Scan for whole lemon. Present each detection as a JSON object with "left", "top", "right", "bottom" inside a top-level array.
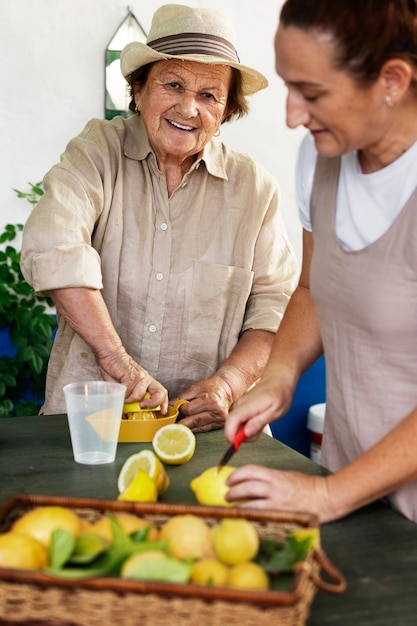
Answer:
[
  {"left": 91, "top": 513, "right": 159, "bottom": 542},
  {"left": 190, "top": 466, "right": 236, "bottom": 506},
  {"left": 191, "top": 558, "right": 229, "bottom": 586},
  {"left": 227, "top": 561, "right": 269, "bottom": 590},
  {"left": 12, "top": 506, "right": 81, "bottom": 548},
  {"left": 212, "top": 518, "right": 259, "bottom": 566},
  {"left": 0, "top": 532, "right": 49, "bottom": 570},
  {"left": 159, "top": 514, "right": 214, "bottom": 560}
]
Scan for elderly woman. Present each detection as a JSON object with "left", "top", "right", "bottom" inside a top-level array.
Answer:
[
  {"left": 226, "top": 0, "right": 417, "bottom": 522},
  {"left": 21, "top": 4, "right": 297, "bottom": 431}
]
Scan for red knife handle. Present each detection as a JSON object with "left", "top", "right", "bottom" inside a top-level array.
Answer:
[{"left": 233, "top": 426, "right": 247, "bottom": 451}]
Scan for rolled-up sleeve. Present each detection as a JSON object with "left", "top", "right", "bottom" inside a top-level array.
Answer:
[{"left": 20, "top": 120, "right": 115, "bottom": 293}]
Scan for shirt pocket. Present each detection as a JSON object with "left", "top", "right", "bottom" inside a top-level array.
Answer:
[{"left": 184, "top": 261, "right": 254, "bottom": 367}]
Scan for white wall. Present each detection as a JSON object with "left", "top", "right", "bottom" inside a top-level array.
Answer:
[{"left": 1, "top": 0, "right": 305, "bottom": 261}]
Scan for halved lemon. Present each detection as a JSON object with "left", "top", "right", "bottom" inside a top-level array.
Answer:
[
  {"left": 117, "top": 449, "right": 170, "bottom": 494},
  {"left": 123, "top": 392, "right": 160, "bottom": 417},
  {"left": 152, "top": 424, "right": 196, "bottom": 465}
]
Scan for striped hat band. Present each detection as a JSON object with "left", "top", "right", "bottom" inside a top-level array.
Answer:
[{"left": 147, "top": 33, "right": 240, "bottom": 64}]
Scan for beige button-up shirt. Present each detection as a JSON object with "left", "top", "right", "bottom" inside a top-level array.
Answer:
[{"left": 21, "top": 115, "right": 298, "bottom": 413}]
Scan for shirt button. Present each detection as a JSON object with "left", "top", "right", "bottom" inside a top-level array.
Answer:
[
  {"left": 181, "top": 182, "right": 187, "bottom": 188},
  {"left": 156, "top": 273, "right": 164, "bottom": 281},
  {"left": 149, "top": 324, "right": 157, "bottom": 333},
  {"left": 161, "top": 223, "right": 168, "bottom": 231}
]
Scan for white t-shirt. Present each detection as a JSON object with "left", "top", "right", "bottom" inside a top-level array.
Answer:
[{"left": 296, "top": 132, "right": 417, "bottom": 251}]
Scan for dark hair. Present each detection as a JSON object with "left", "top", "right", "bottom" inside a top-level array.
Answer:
[
  {"left": 280, "top": 0, "right": 417, "bottom": 87},
  {"left": 126, "top": 63, "right": 249, "bottom": 123}
]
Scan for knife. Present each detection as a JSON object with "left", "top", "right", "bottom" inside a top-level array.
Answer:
[{"left": 218, "top": 425, "right": 247, "bottom": 471}]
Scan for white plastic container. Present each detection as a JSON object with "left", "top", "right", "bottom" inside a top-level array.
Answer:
[{"left": 307, "top": 403, "right": 326, "bottom": 464}]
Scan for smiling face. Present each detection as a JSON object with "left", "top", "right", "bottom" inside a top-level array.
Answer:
[
  {"left": 134, "top": 59, "right": 231, "bottom": 169},
  {"left": 274, "top": 25, "right": 389, "bottom": 158}
]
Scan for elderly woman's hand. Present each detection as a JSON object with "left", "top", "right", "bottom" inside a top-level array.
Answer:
[
  {"left": 173, "top": 375, "right": 234, "bottom": 432},
  {"left": 98, "top": 346, "right": 169, "bottom": 414}
]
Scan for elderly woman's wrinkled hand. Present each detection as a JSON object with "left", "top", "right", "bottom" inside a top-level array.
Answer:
[
  {"left": 98, "top": 347, "right": 169, "bottom": 414},
  {"left": 173, "top": 375, "right": 234, "bottom": 433}
]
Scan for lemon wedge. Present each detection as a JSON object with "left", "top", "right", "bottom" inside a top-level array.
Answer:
[
  {"left": 84, "top": 408, "right": 120, "bottom": 441},
  {"left": 152, "top": 424, "right": 196, "bottom": 465},
  {"left": 118, "top": 468, "right": 158, "bottom": 502},
  {"left": 117, "top": 449, "right": 170, "bottom": 494}
]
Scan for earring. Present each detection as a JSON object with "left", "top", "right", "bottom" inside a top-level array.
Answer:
[
  {"left": 385, "top": 94, "right": 394, "bottom": 107},
  {"left": 214, "top": 128, "right": 221, "bottom": 137}
]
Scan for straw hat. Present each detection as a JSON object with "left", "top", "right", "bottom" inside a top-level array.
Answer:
[{"left": 120, "top": 4, "right": 268, "bottom": 96}]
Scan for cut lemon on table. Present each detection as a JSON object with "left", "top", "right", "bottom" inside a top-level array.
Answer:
[
  {"left": 118, "top": 468, "right": 158, "bottom": 503},
  {"left": 152, "top": 423, "right": 196, "bottom": 465},
  {"left": 117, "top": 449, "right": 170, "bottom": 495}
]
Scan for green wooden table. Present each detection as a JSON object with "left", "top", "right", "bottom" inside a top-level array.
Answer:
[{"left": 1, "top": 413, "right": 417, "bottom": 625}]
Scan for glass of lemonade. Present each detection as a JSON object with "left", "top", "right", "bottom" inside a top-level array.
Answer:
[{"left": 63, "top": 380, "right": 126, "bottom": 465}]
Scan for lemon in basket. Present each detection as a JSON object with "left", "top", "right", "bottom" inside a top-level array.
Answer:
[
  {"left": 118, "top": 468, "right": 158, "bottom": 503},
  {"left": 159, "top": 514, "right": 214, "bottom": 560},
  {"left": 191, "top": 558, "right": 229, "bottom": 586},
  {"left": 0, "top": 532, "right": 49, "bottom": 570},
  {"left": 212, "top": 518, "right": 259, "bottom": 565},
  {"left": 118, "top": 449, "right": 170, "bottom": 495},
  {"left": 152, "top": 423, "right": 196, "bottom": 465},
  {"left": 227, "top": 561, "right": 269, "bottom": 590},
  {"left": 91, "top": 512, "right": 159, "bottom": 542},
  {"left": 11, "top": 506, "right": 81, "bottom": 548}
]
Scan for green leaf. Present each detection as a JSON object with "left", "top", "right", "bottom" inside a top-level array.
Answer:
[
  {"left": 69, "top": 533, "right": 110, "bottom": 565},
  {"left": 1, "top": 374, "right": 17, "bottom": 387},
  {"left": 37, "top": 320, "right": 53, "bottom": 339},
  {"left": 18, "top": 345, "right": 34, "bottom": 362},
  {"left": 130, "top": 527, "right": 151, "bottom": 542},
  {"left": 255, "top": 539, "right": 297, "bottom": 574},
  {"left": 50, "top": 529, "right": 76, "bottom": 569},
  {"left": 254, "top": 530, "right": 318, "bottom": 576},
  {"left": 45, "top": 516, "right": 169, "bottom": 580},
  {"left": 30, "top": 353, "right": 44, "bottom": 375}
]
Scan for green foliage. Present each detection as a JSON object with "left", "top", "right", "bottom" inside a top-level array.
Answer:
[{"left": 0, "top": 182, "right": 57, "bottom": 417}]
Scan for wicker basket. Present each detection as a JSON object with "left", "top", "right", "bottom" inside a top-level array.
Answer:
[{"left": 0, "top": 494, "right": 346, "bottom": 626}]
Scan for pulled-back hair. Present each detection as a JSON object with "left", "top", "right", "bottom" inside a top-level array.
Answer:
[{"left": 280, "top": 0, "right": 417, "bottom": 87}]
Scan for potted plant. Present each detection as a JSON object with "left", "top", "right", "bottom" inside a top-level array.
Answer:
[{"left": 0, "top": 183, "right": 57, "bottom": 417}]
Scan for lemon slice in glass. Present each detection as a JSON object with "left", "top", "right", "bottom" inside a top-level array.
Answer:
[
  {"left": 117, "top": 449, "right": 170, "bottom": 494},
  {"left": 152, "top": 424, "right": 196, "bottom": 465}
]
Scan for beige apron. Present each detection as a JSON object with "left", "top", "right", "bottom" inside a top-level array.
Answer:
[{"left": 310, "top": 155, "right": 417, "bottom": 522}]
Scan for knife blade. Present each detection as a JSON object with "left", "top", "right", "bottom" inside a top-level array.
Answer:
[{"left": 218, "top": 425, "right": 247, "bottom": 471}]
